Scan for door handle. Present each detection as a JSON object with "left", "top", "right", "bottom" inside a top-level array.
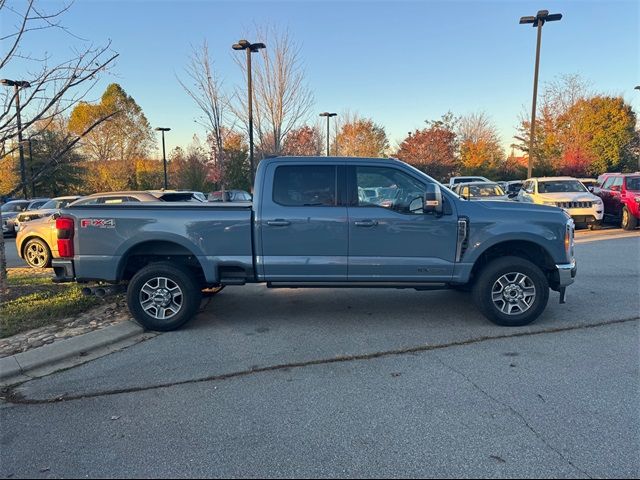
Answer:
[
  {"left": 354, "top": 220, "right": 378, "bottom": 227},
  {"left": 267, "top": 219, "right": 291, "bottom": 227}
]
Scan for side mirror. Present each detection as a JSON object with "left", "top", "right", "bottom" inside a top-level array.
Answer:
[
  {"left": 610, "top": 185, "right": 621, "bottom": 192},
  {"left": 424, "top": 184, "right": 443, "bottom": 215}
]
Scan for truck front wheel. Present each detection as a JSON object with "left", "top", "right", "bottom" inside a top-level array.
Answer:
[
  {"left": 473, "top": 256, "right": 549, "bottom": 327},
  {"left": 127, "top": 262, "right": 202, "bottom": 331}
]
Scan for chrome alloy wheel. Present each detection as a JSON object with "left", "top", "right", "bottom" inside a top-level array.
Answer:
[
  {"left": 491, "top": 272, "right": 537, "bottom": 315},
  {"left": 139, "top": 277, "right": 183, "bottom": 320},
  {"left": 25, "top": 241, "right": 49, "bottom": 268}
]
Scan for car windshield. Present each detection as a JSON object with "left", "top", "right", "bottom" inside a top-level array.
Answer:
[
  {"left": 467, "top": 184, "right": 505, "bottom": 197},
  {"left": 1, "top": 202, "right": 27, "bottom": 213},
  {"left": 626, "top": 177, "right": 640, "bottom": 191},
  {"left": 538, "top": 180, "right": 587, "bottom": 193}
]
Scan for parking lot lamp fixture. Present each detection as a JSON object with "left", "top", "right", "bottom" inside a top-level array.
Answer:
[
  {"left": 1, "top": 79, "right": 31, "bottom": 198},
  {"left": 155, "top": 127, "right": 171, "bottom": 189},
  {"left": 232, "top": 40, "right": 266, "bottom": 183},
  {"left": 519, "top": 10, "right": 562, "bottom": 178},
  {"left": 319, "top": 113, "right": 337, "bottom": 156}
]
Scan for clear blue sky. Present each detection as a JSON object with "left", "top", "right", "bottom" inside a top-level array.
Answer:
[{"left": 3, "top": 0, "right": 639, "bottom": 155}]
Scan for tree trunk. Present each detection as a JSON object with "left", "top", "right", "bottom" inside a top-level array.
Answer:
[{"left": 0, "top": 206, "right": 8, "bottom": 299}]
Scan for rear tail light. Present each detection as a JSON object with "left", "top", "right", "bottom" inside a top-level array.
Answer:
[{"left": 56, "top": 216, "right": 75, "bottom": 258}]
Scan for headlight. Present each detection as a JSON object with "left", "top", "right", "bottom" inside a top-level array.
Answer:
[
  {"left": 635, "top": 197, "right": 640, "bottom": 204},
  {"left": 593, "top": 198, "right": 603, "bottom": 205},
  {"left": 543, "top": 201, "right": 557, "bottom": 206}
]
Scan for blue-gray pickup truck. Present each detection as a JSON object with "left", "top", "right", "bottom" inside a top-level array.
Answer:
[{"left": 52, "top": 156, "right": 577, "bottom": 331}]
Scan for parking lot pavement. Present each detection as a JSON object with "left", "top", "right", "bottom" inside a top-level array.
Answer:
[
  {"left": 3, "top": 238, "right": 27, "bottom": 268},
  {"left": 1, "top": 318, "right": 637, "bottom": 478}
]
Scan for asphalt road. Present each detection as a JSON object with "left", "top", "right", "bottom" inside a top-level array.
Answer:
[
  {"left": 1, "top": 233, "right": 639, "bottom": 478},
  {"left": 3, "top": 238, "right": 26, "bottom": 268}
]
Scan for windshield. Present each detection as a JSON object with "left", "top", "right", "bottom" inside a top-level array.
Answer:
[
  {"left": 1, "top": 202, "right": 27, "bottom": 213},
  {"left": 466, "top": 184, "right": 505, "bottom": 197},
  {"left": 626, "top": 177, "right": 640, "bottom": 191},
  {"left": 538, "top": 180, "right": 587, "bottom": 193}
]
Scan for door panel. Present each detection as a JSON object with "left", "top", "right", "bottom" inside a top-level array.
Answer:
[
  {"left": 260, "top": 163, "right": 348, "bottom": 280},
  {"left": 347, "top": 166, "right": 457, "bottom": 282}
]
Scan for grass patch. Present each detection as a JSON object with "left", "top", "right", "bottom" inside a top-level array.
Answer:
[{"left": 1, "top": 268, "right": 102, "bottom": 338}]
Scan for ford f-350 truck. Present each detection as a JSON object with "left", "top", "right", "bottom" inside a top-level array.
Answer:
[{"left": 52, "top": 157, "right": 577, "bottom": 331}]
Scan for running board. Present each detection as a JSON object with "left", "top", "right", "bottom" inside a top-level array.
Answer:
[
  {"left": 267, "top": 282, "right": 448, "bottom": 290},
  {"left": 220, "top": 278, "right": 247, "bottom": 286}
]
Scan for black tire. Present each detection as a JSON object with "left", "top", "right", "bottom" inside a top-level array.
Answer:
[
  {"left": 588, "top": 222, "right": 602, "bottom": 231},
  {"left": 127, "top": 262, "right": 202, "bottom": 331},
  {"left": 23, "top": 238, "right": 52, "bottom": 268},
  {"left": 472, "top": 256, "right": 549, "bottom": 327},
  {"left": 621, "top": 207, "right": 638, "bottom": 231}
]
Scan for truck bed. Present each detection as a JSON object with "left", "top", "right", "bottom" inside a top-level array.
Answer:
[{"left": 64, "top": 202, "right": 254, "bottom": 283}]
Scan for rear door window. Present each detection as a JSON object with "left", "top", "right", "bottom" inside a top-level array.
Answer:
[{"left": 273, "top": 165, "right": 337, "bottom": 207}]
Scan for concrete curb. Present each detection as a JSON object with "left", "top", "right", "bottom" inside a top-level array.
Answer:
[{"left": 0, "top": 320, "right": 147, "bottom": 385}]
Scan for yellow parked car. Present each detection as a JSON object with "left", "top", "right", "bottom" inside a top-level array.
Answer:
[{"left": 16, "top": 214, "right": 59, "bottom": 268}]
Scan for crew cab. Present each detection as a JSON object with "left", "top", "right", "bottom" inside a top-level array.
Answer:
[
  {"left": 593, "top": 173, "right": 640, "bottom": 230},
  {"left": 517, "top": 177, "right": 603, "bottom": 229},
  {"left": 52, "top": 157, "right": 576, "bottom": 331}
]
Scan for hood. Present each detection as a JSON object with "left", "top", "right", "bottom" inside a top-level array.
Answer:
[
  {"left": 458, "top": 197, "right": 569, "bottom": 221},
  {"left": 537, "top": 192, "right": 598, "bottom": 203}
]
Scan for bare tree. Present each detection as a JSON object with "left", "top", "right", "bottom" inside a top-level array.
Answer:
[
  {"left": 232, "top": 27, "right": 314, "bottom": 161},
  {"left": 178, "top": 40, "right": 229, "bottom": 185},
  {"left": 0, "top": 0, "right": 118, "bottom": 296}
]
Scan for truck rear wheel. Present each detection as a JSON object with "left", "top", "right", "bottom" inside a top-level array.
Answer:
[
  {"left": 127, "top": 262, "right": 202, "bottom": 331},
  {"left": 473, "top": 256, "right": 549, "bottom": 327}
]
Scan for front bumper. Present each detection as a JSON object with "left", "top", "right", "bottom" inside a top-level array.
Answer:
[
  {"left": 555, "top": 260, "right": 577, "bottom": 288},
  {"left": 563, "top": 206, "right": 604, "bottom": 223}
]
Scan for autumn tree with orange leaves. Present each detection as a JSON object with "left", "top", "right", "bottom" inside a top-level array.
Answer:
[
  {"left": 397, "top": 114, "right": 459, "bottom": 181},
  {"left": 282, "top": 125, "right": 323, "bottom": 156},
  {"left": 334, "top": 115, "right": 389, "bottom": 158}
]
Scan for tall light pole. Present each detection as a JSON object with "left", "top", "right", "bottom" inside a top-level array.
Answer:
[
  {"left": 232, "top": 39, "right": 266, "bottom": 182},
  {"left": 155, "top": 127, "right": 171, "bottom": 189},
  {"left": 520, "top": 10, "right": 562, "bottom": 178},
  {"left": 1, "top": 79, "right": 31, "bottom": 198},
  {"left": 319, "top": 112, "right": 337, "bottom": 156},
  {"left": 20, "top": 137, "right": 38, "bottom": 197}
]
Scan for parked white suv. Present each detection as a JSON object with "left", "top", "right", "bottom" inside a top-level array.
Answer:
[{"left": 517, "top": 177, "right": 603, "bottom": 229}]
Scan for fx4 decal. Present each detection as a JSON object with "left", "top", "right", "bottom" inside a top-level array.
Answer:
[{"left": 80, "top": 218, "right": 116, "bottom": 228}]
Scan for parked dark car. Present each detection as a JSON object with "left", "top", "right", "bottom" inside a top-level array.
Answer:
[
  {"left": 2, "top": 198, "right": 49, "bottom": 236},
  {"left": 593, "top": 173, "right": 640, "bottom": 230}
]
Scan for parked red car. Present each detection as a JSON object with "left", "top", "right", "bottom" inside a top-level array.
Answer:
[{"left": 593, "top": 173, "right": 640, "bottom": 230}]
